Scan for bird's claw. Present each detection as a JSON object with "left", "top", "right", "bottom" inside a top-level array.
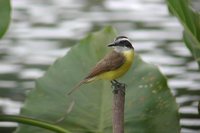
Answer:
[{"left": 111, "top": 80, "right": 126, "bottom": 94}]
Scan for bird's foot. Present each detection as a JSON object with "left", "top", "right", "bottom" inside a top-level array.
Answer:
[{"left": 110, "top": 80, "right": 126, "bottom": 94}]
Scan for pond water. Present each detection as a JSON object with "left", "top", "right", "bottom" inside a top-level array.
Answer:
[{"left": 0, "top": 0, "right": 200, "bottom": 133}]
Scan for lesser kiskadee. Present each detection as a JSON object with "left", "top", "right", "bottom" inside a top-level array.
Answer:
[{"left": 68, "top": 36, "right": 134, "bottom": 95}]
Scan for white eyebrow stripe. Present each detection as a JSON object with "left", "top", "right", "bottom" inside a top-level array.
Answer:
[{"left": 116, "top": 38, "right": 129, "bottom": 42}]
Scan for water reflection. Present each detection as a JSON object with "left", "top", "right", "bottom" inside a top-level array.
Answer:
[{"left": 0, "top": 0, "right": 200, "bottom": 132}]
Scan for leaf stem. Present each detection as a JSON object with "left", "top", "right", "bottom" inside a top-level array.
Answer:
[
  {"left": 112, "top": 82, "right": 126, "bottom": 133},
  {"left": 0, "top": 115, "right": 70, "bottom": 133}
]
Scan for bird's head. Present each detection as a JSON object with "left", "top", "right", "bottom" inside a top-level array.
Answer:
[{"left": 108, "top": 36, "right": 134, "bottom": 52}]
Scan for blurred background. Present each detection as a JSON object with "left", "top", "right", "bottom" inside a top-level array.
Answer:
[{"left": 0, "top": 0, "right": 200, "bottom": 133}]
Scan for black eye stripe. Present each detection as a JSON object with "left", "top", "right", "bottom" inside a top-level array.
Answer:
[
  {"left": 114, "top": 36, "right": 134, "bottom": 49},
  {"left": 119, "top": 40, "right": 128, "bottom": 43},
  {"left": 118, "top": 40, "right": 133, "bottom": 49}
]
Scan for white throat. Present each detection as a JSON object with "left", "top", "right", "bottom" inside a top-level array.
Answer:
[{"left": 114, "top": 46, "right": 131, "bottom": 53}]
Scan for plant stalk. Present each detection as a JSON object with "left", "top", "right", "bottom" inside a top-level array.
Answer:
[
  {"left": 112, "top": 83, "right": 126, "bottom": 133},
  {"left": 0, "top": 115, "right": 70, "bottom": 133}
]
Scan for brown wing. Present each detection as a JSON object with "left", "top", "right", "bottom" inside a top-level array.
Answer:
[{"left": 85, "top": 50, "right": 125, "bottom": 79}]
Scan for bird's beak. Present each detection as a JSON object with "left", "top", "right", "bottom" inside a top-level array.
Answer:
[{"left": 108, "top": 43, "right": 115, "bottom": 47}]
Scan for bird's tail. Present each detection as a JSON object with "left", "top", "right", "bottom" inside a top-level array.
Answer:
[
  {"left": 67, "top": 77, "right": 96, "bottom": 95},
  {"left": 67, "top": 80, "right": 86, "bottom": 95}
]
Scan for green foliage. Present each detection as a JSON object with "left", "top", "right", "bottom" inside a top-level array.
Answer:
[
  {"left": 0, "top": 115, "right": 70, "bottom": 133},
  {"left": 166, "top": 0, "right": 200, "bottom": 68},
  {"left": 16, "top": 27, "right": 180, "bottom": 133},
  {"left": 0, "top": 0, "right": 11, "bottom": 39}
]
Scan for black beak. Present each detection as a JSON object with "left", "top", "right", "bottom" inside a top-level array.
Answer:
[{"left": 108, "top": 43, "right": 115, "bottom": 47}]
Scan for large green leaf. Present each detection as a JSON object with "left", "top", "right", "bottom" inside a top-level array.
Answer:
[
  {"left": 16, "top": 27, "right": 180, "bottom": 133},
  {"left": 0, "top": 0, "right": 11, "bottom": 39},
  {"left": 166, "top": 0, "right": 200, "bottom": 67}
]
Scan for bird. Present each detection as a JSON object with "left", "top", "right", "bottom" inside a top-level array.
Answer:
[{"left": 68, "top": 36, "right": 134, "bottom": 95}]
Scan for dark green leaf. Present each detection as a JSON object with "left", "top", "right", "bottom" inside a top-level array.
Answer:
[
  {"left": 0, "top": 0, "right": 11, "bottom": 39},
  {"left": 16, "top": 27, "right": 180, "bottom": 133},
  {"left": 166, "top": 0, "right": 200, "bottom": 67}
]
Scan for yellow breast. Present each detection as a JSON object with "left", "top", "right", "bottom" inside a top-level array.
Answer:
[{"left": 98, "top": 50, "right": 134, "bottom": 80}]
